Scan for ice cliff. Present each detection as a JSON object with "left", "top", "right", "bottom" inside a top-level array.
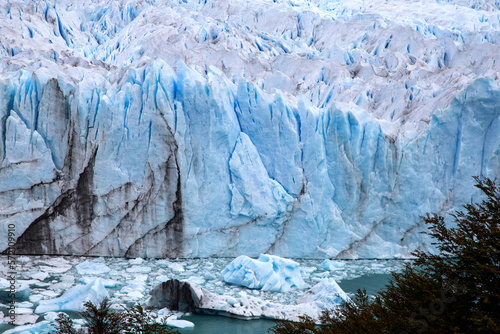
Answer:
[{"left": 0, "top": 0, "right": 499, "bottom": 259}]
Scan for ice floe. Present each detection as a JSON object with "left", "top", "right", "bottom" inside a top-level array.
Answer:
[
  {"left": 221, "top": 254, "right": 306, "bottom": 292},
  {"left": 35, "top": 278, "right": 108, "bottom": 314}
]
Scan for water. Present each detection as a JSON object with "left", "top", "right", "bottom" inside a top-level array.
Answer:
[{"left": 177, "top": 314, "right": 276, "bottom": 334}]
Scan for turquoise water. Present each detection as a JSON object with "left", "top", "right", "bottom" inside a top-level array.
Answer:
[
  {"left": 176, "top": 273, "right": 393, "bottom": 334},
  {"left": 177, "top": 314, "right": 275, "bottom": 334}
]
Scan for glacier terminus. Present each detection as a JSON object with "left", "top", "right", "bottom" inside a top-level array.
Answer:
[{"left": 0, "top": 0, "right": 499, "bottom": 259}]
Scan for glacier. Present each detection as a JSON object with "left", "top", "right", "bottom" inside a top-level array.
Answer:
[{"left": 0, "top": 0, "right": 499, "bottom": 259}]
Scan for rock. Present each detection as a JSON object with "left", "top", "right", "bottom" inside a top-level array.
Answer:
[{"left": 148, "top": 279, "right": 201, "bottom": 312}]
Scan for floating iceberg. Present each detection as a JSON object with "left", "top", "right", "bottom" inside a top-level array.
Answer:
[
  {"left": 221, "top": 254, "right": 306, "bottom": 292},
  {"left": 297, "top": 279, "right": 350, "bottom": 309},
  {"left": 165, "top": 316, "right": 195, "bottom": 329},
  {"left": 320, "top": 260, "right": 346, "bottom": 271},
  {"left": 35, "top": 278, "right": 108, "bottom": 314},
  {"left": 75, "top": 260, "right": 111, "bottom": 275}
]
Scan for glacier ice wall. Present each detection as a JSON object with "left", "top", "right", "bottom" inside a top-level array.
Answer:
[{"left": 0, "top": 0, "right": 499, "bottom": 258}]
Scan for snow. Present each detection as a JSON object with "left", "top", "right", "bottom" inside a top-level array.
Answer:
[
  {"left": 35, "top": 278, "right": 109, "bottom": 314},
  {"left": 221, "top": 254, "right": 307, "bottom": 292},
  {"left": 0, "top": 0, "right": 499, "bottom": 260}
]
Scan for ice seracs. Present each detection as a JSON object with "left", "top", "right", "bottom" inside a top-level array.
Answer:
[{"left": 1, "top": 0, "right": 499, "bottom": 259}]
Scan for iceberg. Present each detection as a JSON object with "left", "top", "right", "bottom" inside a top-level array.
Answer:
[
  {"left": 35, "top": 278, "right": 108, "bottom": 314},
  {"left": 221, "top": 254, "right": 306, "bottom": 292},
  {"left": 149, "top": 278, "right": 347, "bottom": 322},
  {"left": 297, "top": 279, "right": 350, "bottom": 309}
]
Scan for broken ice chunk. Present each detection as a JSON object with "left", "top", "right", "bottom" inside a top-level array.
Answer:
[
  {"left": 320, "top": 260, "right": 346, "bottom": 271},
  {"left": 221, "top": 254, "right": 306, "bottom": 292},
  {"left": 35, "top": 278, "right": 108, "bottom": 314},
  {"left": 75, "top": 260, "right": 111, "bottom": 275}
]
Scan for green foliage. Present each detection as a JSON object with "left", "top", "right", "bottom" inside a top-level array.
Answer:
[
  {"left": 54, "top": 313, "right": 85, "bottom": 334},
  {"left": 54, "top": 298, "right": 180, "bottom": 334},
  {"left": 81, "top": 298, "right": 123, "bottom": 334},
  {"left": 122, "top": 304, "right": 177, "bottom": 334},
  {"left": 269, "top": 176, "right": 500, "bottom": 334}
]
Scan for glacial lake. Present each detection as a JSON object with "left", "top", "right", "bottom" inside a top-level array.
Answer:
[{"left": 0, "top": 256, "right": 405, "bottom": 333}]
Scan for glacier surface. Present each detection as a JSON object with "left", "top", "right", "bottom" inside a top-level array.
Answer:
[{"left": 0, "top": 0, "right": 499, "bottom": 258}]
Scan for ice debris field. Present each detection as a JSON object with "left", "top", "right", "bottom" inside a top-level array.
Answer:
[
  {"left": 0, "top": 255, "right": 407, "bottom": 332},
  {"left": 1, "top": 0, "right": 499, "bottom": 260}
]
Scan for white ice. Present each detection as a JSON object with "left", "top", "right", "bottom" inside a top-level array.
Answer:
[{"left": 35, "top": 278, "right": 108, "bottom": 314}]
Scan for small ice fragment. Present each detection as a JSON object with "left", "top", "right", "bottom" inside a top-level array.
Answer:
[
  {"left": 168, "top": 263, "right": 185, "bottom": 272},
  {"left": 76, "top": 260, "right": 111, "bottom": 275},
  {"left": 30, "top": 271, "right": 49, "bottom": 281},
  {"left": 17, "top": 256, "right": 31, "bottom": 263},
  {"left": 186, "top": 276, "right": 205, "bottom": 285},
  {"left": 126, "top": 291, "right": 144, "bottom": 299},
  {"left": 126, "top": 266, "right": 151, "bottom": 273},
  {"left": 156, "top": 275, "right": 169, "bottom": 282},
  {"left": 129, "top": 258, "right": 144, "bottom": 265},
  {"left": 166, "top": 318, "right": 195, "bottom": 328},
  {"left": 79, "top": 277, "right": 122, "bottom": 288},
  {"left": 320, "top": 260, "right": 346, "bottom": 271}
]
